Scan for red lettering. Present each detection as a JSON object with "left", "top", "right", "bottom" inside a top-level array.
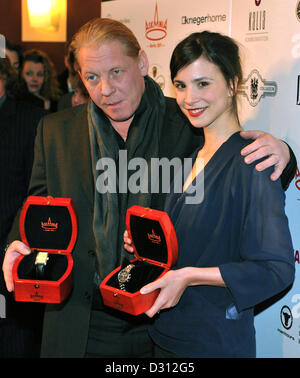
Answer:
[
  {"left": 295, "top": 167, "right": 300, "bottom": 191},
  {"left": 295, "top": 250, "right": 300, "bottom": 264}
]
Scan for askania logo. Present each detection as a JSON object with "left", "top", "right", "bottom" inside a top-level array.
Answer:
[
  {"left": 238, "top": 69, "right": 277, "bottom": 107},
  {"left": 95, "top": 151, "right": 204, "bottom": 205},
  {"left": 41, "top": 217, "right": 58, "bottom": 231},
  {"left": 255, "top": 0, "right": 261, "bottom": 6},
  {"left": 145, "top": 2, "right": 167, "bottom": 42}
]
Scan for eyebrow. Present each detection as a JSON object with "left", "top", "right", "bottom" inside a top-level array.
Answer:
[{"left": 174, "top": 76, "right": 213, "bottom": 84}]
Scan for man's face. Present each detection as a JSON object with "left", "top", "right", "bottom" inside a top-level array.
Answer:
[{"left": 78, "top": 40, "right": 148, "bottom": 124}]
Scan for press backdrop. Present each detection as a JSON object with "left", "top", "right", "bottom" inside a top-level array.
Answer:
[{"left": 101, "top": 0, "right": 300, "bottom": 358}]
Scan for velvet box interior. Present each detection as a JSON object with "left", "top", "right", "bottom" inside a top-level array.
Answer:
[
  {"left": 13, "top": 196, "right": 77, "bottom": 303},
  {"left": 100, "top": 206, "right": 178, "bottom": 316}
]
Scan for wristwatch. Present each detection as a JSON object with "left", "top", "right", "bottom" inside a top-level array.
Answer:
[
  {"left": 117, "top": 264, "right": 135, "bottom": 291},
  {"left": 35, "top": 252, "right": 49, "bottom": 280}
]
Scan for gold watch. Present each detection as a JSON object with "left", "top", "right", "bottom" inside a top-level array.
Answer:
[{"left": 117, "top": 264, "right": 135, "bottom": 291}]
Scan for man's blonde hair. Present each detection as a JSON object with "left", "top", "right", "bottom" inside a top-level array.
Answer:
[{"left": 71, "top": 18, "right": 141, "bottom": 67}]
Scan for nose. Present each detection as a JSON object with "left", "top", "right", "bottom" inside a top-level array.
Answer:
[
  {"left": 31, "top": 74, "right": 39, "bottom": 82},
  {"left": 100, "top": 77, "right": 115, "bottom": 97},
  {"left": 184, "top": 87, "right": 197, "bottom": 106}
]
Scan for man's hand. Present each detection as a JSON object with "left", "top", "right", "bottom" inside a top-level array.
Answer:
[
  {"left": 240, "top": 130, "right": 290, "bottom": 181},
  {"left": 123, "top": 230, "right": 134, "bottom": 253},
  {"left": 2, "top": 241, "right": 31, "bottom": 292}
]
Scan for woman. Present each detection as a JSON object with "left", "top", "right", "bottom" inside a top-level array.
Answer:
[
  {"left": 124, "top": 31, "right": 295, "bottom": 358},
  {"left": 20, "top": 49, "right": 61, "bottom": 112}
]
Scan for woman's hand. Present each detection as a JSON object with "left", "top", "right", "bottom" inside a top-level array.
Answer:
[
  {"left": 140, "top": 268, "right": 190, "bottom": 318},
  {"left": 141, "top": 266, "right": 226, "bottom": 318}
]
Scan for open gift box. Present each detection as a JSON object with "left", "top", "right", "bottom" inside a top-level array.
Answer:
[
  {"left": 12, "top": 196, "right": 78, "bottom": 303},
  {"left": 100, "top": 205, "right": 178, "bottom": 316}
]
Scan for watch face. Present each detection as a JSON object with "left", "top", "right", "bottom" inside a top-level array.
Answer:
[{"left": 118, "top": 270, "right": 130, "bottom": 284}]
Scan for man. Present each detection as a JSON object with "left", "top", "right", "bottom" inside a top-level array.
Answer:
[
  {"left": 2, "top": 18, "right": 296, "bottom": 358},
  {"left": 0, "top": 58, "right": 46, "bottom": 357}
]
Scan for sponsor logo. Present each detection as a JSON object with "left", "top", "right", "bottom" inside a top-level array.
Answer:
[
  {"left": 295, "top": 167, "right": 300, "bottom": 200},
  {"left": 41, "top": 217, "right": 58, "bottom": 231},
  {"left": 281, "top": 305, "right": 293, "bottom": 330},
  {"left": 245, "top": 4, "right": 268, "bottom": 43},
  {"left": 296, "top": 76, "right": 300, "bottom": 105},
  {"left": 147, "top": 229, "right": 161, "bottom": 244},
  {"left": 145, "top": 2, "right": 167, "bottom": 42},
  {"left": 277, "top": 294, "right": 300, "bottom": 344},
  {"left": 30, "top": 292, "right": 44, "bottom": 301},
  {"left": 149, "top": 64, "right": 165, "bottom": 90},
  {"left": 248, "top": 10, "right": 266, "bottom": 31},
  {"left": 255, "top": 0, "right": 262, "bottom": 6},
  {"left": 238, "top": 69, "right": 277, "bottom": 107},
  {"left": 181, "top": 13, "right": 226, "bottom": 26},
  {"left": 296, "top": 1, "right": 300, "bottom": 22}
]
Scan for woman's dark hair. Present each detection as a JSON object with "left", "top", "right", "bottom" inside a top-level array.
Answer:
[
  {"left": 0, "top": 57, "right": 18, "bottom": 98},
  {"left": 6, "top": 40, "right": 23, "bottom": 70},
  {"left": 170, "top": 31, "right": 243, "bottom": 121}
]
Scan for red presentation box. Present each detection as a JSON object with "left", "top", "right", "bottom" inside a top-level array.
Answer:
[
  {"left": 100, "top": 205, "right": 178, "bottom": 316},
  {"left": 12, "top": 196, "right": 78, "bottom": 303}
]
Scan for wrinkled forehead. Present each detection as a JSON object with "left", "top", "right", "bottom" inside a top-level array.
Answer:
[{"left": 77, "top": 40, "right": 137, "bottom": 71}]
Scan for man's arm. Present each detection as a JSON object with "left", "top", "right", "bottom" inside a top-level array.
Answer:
[{"left": 240, "top": 130, "right": 297, "bottom": 190}]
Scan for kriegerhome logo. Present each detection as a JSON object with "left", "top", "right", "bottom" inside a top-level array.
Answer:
[
  {"left": 145, "top": 2, "right": 167, "bottom": 42},
  {"left": 181, "top": 14, "right": 226, "bottom": 26},
  {"left": 238, "top": 69, "right": 277, "bottom": 107}
]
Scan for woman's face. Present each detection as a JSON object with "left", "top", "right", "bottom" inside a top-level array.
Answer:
[
  {"left": 22, "top": 61, "right": 44, "bottom": 96},
  {"left": 173, "top": 55, "right": 234, "bottom": 130}
]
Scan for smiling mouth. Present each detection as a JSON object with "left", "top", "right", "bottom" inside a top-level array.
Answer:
[{"left": 187, "top": 107, "right": 208, "bottom": 117}]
